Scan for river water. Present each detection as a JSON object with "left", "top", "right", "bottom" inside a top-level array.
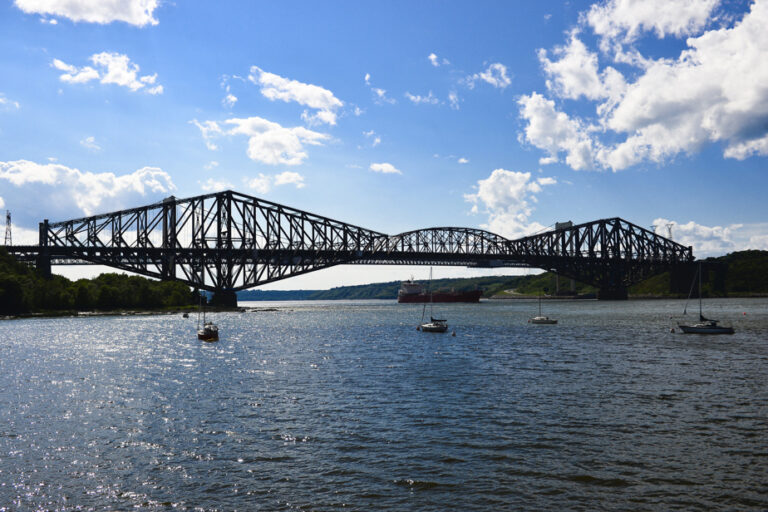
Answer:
[{"left": 1, "top": 298, "right": 766, "bottom": 510}]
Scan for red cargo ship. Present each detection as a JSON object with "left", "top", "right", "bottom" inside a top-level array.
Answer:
[{"left": 397, "top": 279, "right": 482, "bottom": 303}]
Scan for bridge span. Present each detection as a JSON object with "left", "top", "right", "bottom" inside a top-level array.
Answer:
[{"left": 4, "top": 190, "right": 693, "bottom": 304}]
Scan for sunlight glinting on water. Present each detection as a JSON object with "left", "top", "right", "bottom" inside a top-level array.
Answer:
[{"left": 1, "top": 298, "right": 767, "bottom": 510}]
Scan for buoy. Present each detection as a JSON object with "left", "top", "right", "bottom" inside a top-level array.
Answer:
[
  {"left": 743, "top": 312, "right": 747, "bottom": 316},
  {"left": 670, "top": 328, "right": 675, "bottom": 333},
  {"left": 452, "top": 330, "right": 456, "bottom": 337},
  {"left": 416, "top": 326, "right": 421, "bottom": 331}
]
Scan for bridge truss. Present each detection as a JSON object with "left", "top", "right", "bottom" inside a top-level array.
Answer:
[{"left": 5, "top": 190, "right": 693, "bottom": 300}]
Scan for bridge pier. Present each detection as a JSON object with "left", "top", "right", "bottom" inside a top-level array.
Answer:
[
  {"left": 35, "top": 249, "right": 51, "bottom": 278},
  {"left": 597, "top": 286, "right": 628, "bottom": 300},
  {"left": 211, "top": 290, "right": 238, "bottom": 307},
  {"left": 37, "top": 220, "right": 51, "bottom": 278}
]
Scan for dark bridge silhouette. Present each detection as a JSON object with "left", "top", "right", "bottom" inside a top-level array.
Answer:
[{"left": 6, "top": 190, "right": 693, "bottom": 304}]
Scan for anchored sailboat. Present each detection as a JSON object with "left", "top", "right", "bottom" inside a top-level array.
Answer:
[
  {"left": 197, "top": 292, "right": 219, "bottom": 342},
  {"left": 678, "top": 263, "right": 734, "bottom": 335},
  {"left": 418, "top": 268, "right": 448, "bottom": 333},
  {"left": 530, "top": 289, "right": 557, "bottom": 324}
]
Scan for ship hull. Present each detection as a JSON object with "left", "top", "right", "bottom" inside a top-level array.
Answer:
[{"left": 398, "top": 290, "right": 482, "bottom": 303}]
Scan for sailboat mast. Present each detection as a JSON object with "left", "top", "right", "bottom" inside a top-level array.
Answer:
[
  {"left": 699, "top": 262, "right": 703, "bottom": 317},
  {"left": 429, "top": 267, "right": 434, "bottom": 318},
  {"left": 197, "top": 290, "right": 201, "bottom": 330}
]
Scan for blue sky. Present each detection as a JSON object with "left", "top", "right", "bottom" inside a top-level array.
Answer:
[{"left": 1, "top": 0, "right": 767, "bottom": 289}]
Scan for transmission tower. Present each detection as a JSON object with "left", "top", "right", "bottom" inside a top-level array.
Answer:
[
  {"left": 4, "top": 210, "right": 10, "bottom": 246},
  {"left": 666, "top": 223, "right": 674, "bottom": 240}
]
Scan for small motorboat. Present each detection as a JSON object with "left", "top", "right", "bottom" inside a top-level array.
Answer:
[
  {"left": 197, "top": 321, "right": 219, "bottom": 342},
  {"left": 678, "top": 263, "right": 734, "bottom": 335},
  {"left": 419, "top": 317, "right": 448, "bottom": 333}
]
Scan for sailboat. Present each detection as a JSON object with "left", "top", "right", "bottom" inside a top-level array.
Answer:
[
  {"left": 678, "top": 263, "right": 734, "bottom": 335},
  {"left": 530, "top": 290, "right": 557, "bottom": 324},
  {"left": 418, "top": 268, "right": 448, "bottom": 333},
  {"left": 197, "top": 292, "right": 219, "bottom": 342}
]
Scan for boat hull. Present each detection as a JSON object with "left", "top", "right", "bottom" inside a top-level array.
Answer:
[
  {"left": 197, "top": 325, "right": 219, "bottom": 342},
  {"left": 419, "top": 323, "right": 448, "bottom": 333},
  {"left": 398, "top": 290, "right": 482, "bottom": 303},
  {"left": 530, "top": 318, "right": 557, "bottom": 324},
  {"left": 678, "top": 325, "right": 734, "bottom": 335}
]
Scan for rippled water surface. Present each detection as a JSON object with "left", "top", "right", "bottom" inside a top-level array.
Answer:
[{"left": 1, "top": 298, "right": 767, "bottom": 510}]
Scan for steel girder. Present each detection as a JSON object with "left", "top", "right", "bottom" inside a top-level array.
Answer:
[
  {"left": 5, "top": 191, "right": 693, "bottom": 293},
  {"left": 32, "top": 190, "right": 385, "bottom": 292}
]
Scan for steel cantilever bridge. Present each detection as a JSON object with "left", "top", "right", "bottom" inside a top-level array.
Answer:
[{"left": 6, "top": 190, "right": 693, "bottom": 304}]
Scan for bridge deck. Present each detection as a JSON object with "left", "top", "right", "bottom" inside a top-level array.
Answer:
[{"left": 3, "top": 190, "right": 693, "bottom": 297}]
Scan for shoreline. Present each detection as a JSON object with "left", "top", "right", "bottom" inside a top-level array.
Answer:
[
  {"left": 4, "top": 294, "right": 768, "bottom": 320},
  {"left": 0, "top": 306, "right": 250, "bottom": 321}
]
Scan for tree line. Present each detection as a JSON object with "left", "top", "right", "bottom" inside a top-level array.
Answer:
[{"left": 0, "top": 248, "right": 198, "bottom": 315}]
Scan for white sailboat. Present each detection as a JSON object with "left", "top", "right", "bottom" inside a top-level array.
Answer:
[
  {"left": 678, "top": 263, "right": 734, "bottom": 335},
  {"left": 418, "top": 268, "right": 448, "bottom": 333},
  {"left": 530, "top": 290, "right": 557, "bottom": 324}
]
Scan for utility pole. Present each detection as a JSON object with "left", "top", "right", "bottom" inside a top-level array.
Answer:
[{"left": 4, "top": 210, "right": 10, "bottom": 246}]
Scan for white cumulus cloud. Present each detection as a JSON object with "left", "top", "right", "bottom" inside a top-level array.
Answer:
[
  {"left": 80, "top": 136, "right": 100, "bottom": 151},
  {"left": 405, "top": 91, "right": 439, "bottom": 105},
  {"left": 538, "top": 31, "right": 626, "bottom": 102},
  {"left": 226, "top": 117, "right": 329, "bottom": 166},
  {"left": 248, "top": 66, "right": 343, "bottom": 125},
  {"left": 0, "top": 159, "right": 175, "bottom": 226},
  {"left": 520, "top": 0, "right": 768, "bottom": 171},
  {"left": 518, "top": 92, "right": 596, "bottom": 170},
  {"left": 372, "top": 87, "right": 396, "bottom": 105},
  {"left": 274, "top": 171, "right": 305, "bottom": 188},
  {"left": 244, "top": 174, "right": 272, "bottom": 194},
  {"left": 369, "top": 162, "right": 402, "bottom": 175},
  {"left": 192, "top": 116, "right": 329, "bottom": 166},
  {"left": 464, "top": 168, "right": 557, "bottom": 239},
  {"left": 14, "top": 0, "right": 159, "bottom": 26},
  {"left": 651, "top": 218, "right": 768, "bottom": 256},
  {"left": 363, "top": 130, "right": 381, "bottom": 147},
  {"left": 52, "top": 52, "right": 162, "bottom": 94},
  {"left": 448, "top": 91, "right": 460, "bottom": 110},
  {"left": 0, "top": 93, "right": 21, "bottom": 109},
  {"left": 222, "top": 93, "right": 237, "bottom": 108},
  {"left": 200, "top": 177, "right": 233, "bottom": 192},
  {"left": 190, "top": 119, "right": 222, "bottom": 151},
  {"left": 586, "top": 0, "right": 719, "bottom": 45},
  {"left": 652, "top": 217, "right": 744, "bottom": 256},
  {"left": 243, "top": 171, "right": 306, "bottom": 194},
  {"left": 469, "top": 63, "right": 512, "bottom": 89}
]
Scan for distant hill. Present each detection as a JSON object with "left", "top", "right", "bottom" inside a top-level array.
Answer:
[
  {"left": 238, "top": 274, "right": 587, "bottom": 301},
  {"left": 237, "top": 250, "right": 768, "bottom": 300}
]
